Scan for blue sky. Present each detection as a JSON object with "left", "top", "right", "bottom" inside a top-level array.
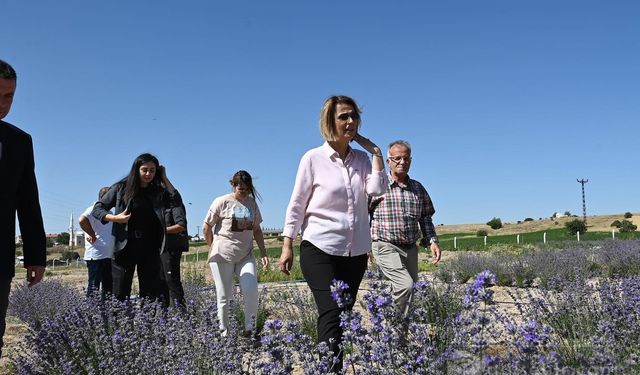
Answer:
[{"left": 4, "top": 1, "right": 639, "bottom": 236}]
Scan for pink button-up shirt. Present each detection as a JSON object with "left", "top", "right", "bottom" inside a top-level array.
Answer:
[{"left": 283, "top": 142, "right": 388, "bottom": 257}]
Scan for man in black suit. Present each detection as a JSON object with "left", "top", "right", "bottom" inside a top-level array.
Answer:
[{"left": 0, "top": 59, "right": 46, "bottom": 357}]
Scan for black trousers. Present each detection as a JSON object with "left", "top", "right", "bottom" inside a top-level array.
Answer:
[
  {"left": 299, "top": 241, "right": 368, "bottom": 369},
  {"left": 159, "top": 249, "right": 185, "bottom": 308},
  {"left": 112, "top": 240, "right": 162, "bottom": 301},
  {"left": 86, "top": 258, "right": 112, "bottom": 298},
  {"left": 0, "top": 278, "right": 10, "bottom": 357}
]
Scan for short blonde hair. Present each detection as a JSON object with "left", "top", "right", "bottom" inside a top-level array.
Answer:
[{"left": 319, "top": 95, "right": 362, "bottom": 141}]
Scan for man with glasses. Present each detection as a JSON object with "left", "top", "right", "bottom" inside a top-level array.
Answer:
[
  {"left": 369, "top": 140, "right": 441, "bottom": 317},
  {"left": 0, "top": 59, "right": 46, "bottom": 357}
]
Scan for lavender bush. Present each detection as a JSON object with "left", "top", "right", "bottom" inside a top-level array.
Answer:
[
  {"left": 437, "top": 240, "right": 640, "bottom": 287},
  {"left": 7, "top": 245, "right": 640, "bottom": 374}
]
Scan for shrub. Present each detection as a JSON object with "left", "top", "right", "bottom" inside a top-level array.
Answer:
[
  {"left": 611, "top": 220, "right": 622, "bottom": 228},
  {"left": 476, "top": 229, "right": 488, "bottom": 237},
  {"left": 624, "top": 212, "right": 633, "bottom": 219},
  {"left": 565, "top": 219, "right": 587, "bottom": 235},
  {"left": 486, "top": 217, "right": 503, "bottom": 230},
  {"left": 60, "top": 250, "right": 80, "bottom": 261},
  {"left": 619, "top": 220, "right": 637, "bottom": 233},
  {"left": 524, "top": 217, "right": 534, "bottom": 222}
]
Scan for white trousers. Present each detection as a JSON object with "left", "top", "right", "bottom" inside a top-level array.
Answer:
[{"left": 209, "top": 256, "right": 259, "bottom": 334}]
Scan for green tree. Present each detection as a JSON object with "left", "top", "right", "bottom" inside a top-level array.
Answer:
[
  {"left": 486, "top": 217, "right": 503, "bottom": 230},
  {"left": 565, "top": 219, "right": 587, "bottom": 235},
  {"left": 56, "top": 232, "right": 70, "bottom": 245},
  {"left": 624, "top": 212, "right": 633, "bottom": 219},
  {"left": 619, "top": 220, "right": 637, "bottom": 233}
]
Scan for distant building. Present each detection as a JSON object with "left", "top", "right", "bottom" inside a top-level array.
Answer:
[{"left": 74, "top": 232, "right": 85, "bottom": 247}]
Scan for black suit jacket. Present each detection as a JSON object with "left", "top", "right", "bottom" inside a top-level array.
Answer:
[{"left": 0, "top": 120, "right": 46, "bottom": 279}]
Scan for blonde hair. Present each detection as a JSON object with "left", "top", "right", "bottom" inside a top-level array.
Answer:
[{"left": 319, "top": 95, "right": 362, "bottom": 141}]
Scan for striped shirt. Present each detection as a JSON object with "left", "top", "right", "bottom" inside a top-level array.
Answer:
[{"left": 370, "top": 175, "right": 438, "bottom": 246}]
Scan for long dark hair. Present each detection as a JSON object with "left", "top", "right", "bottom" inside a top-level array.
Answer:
[
  {"left": 119, "top": 153, "right": 161, "bottom": 205},
  {"left": 230, "top": 170, "right": 261, "bottom": 202}
]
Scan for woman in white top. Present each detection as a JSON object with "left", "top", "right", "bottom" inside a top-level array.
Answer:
[
  {"left": 203, "top": 170, "right": 269, "bottom": 336},
  {"left": 278, "top": 95, "right": 387, "bottom": 371}
]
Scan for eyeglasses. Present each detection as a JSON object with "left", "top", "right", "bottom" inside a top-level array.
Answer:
[
  {"left": 388, "top": 156, "right": 412, "bottom": 163},
  {"left": 336, "top": 111, "right": 360, "bottom": 121}
]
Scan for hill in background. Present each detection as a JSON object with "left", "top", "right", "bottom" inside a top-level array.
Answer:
[{"left": 436, "top": 213, "right": 638, "bottom": 236}]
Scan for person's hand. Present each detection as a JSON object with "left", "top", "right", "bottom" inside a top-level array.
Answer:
[
  {"left": 279, "top": 246, "right": 294, "bottom": 275},
  {"left": 26, "top": 265, "right": 45, "bottom": 287},
  {"left": 353, "top": 133, "right": 382, "bottom": 156},
  {"left": 86, "top": 234, "right": 96, "bottom": 244},
  {"left": 430, "top": 243, "right": 442, "bottom": 264},
  {"left": 261, "top": 256, "right": 270, "bottom": 270},
  {"left": 111, "top": 210, "right": 131, "bottom": 224}
]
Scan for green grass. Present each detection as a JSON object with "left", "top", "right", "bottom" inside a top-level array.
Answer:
[{"left": 439, "top": 228, "right": 640, "bottom": 251}]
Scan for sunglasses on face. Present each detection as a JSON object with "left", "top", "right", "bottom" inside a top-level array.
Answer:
[{"left": 336, "top": 111, "right": 360, "bottom": 121}]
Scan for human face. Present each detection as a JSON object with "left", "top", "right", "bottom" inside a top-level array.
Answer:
[
  {"left": 333, "top": 103, "right": 360, "bottom": 143},
  {"left": 387, "top": 144, "right": 412, "bottom": 181},
  {"left": 138, "top": 162, "right": 157, "bottom": 187},
  {"left": 0, "top": 78, "right": 16, "bottom": 120},
  {"left": 233, "top": 183, "right": 250, "bottom": 200}
]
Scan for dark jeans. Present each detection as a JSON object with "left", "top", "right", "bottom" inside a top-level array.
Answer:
[
  {"left": 112, "top": 240, "right": 163, "bottom": 301},
  {"left": 86, "top": 258, "right": 112, "bottom": 298},
  {"left": 0, "top": 278, "right": 10, "bottom": 357},
  {"left": 299, "top": 241, "right": 368, "bottom": 371},
  {"left": 159, "top": 249, "right": 185, "bottom": 308}
]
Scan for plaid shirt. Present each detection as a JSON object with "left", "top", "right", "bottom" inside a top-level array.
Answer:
[{"left": 370, "top": 175, "right": 438, "bottom": 246}]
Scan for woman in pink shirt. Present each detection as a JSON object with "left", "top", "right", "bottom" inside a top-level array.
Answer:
[{"left": 279, "top": 95, "right": 387, "bottom": 371}]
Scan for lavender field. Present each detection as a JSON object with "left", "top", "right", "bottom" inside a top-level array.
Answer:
[{"left": 7, "top": 240, "right": 640, "bottom": 374}]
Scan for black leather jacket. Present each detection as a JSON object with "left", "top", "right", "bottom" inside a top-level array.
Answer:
[{"left": 92, "top": 182, "right": 182, "bottom": 254}]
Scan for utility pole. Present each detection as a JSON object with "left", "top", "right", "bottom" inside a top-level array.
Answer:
[
  {"left": 196, "top": 225, "right": 201, "bottom": 240},
  {"left": 577, "top": 179, "right": 589, "bottom": 224}
]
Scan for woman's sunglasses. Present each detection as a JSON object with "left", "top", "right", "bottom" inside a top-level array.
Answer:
[{"left": 336, "top": 111, "right": 360, "bottom": 121}]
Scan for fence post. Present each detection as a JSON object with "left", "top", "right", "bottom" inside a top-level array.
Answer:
[
  {"left": 543, "top": 232, "right": 547, "bottom": 244},
  {"left": 196, "top": 249, "right": 199, "bottom": 262},
  {"left": 76, "top": 258, "right": 79, "bottom": 267},
  {"left": 517, "top": 234, "right": 520, "bottom": 244},
  {"left": 577, "top": 232, "right": 580, "bottom": 241},
  {"left": 612, "top": 229, "right": 615, "bottom": 240},
  {"left": 484, "top": 236, "right": 487, "bottom": 246},
  {"left": 454, "top": 237, "right": 457, "bottom": 249},
  {"left": 52, "top": 260, "right": 55, "bottom": 270}
]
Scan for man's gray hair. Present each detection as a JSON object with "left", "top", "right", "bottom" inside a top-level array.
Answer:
[{"left": 387, "top": 140, "right": 412, "bottom": 158}]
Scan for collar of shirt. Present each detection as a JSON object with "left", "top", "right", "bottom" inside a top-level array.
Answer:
[
  {"left": 389, "top": 173, "right": 412, "bottom": 189},
  {"left": 321, "top": 141, "right": 354, "bottom": 162}
]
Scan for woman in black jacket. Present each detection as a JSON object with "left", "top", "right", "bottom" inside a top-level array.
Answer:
[{"left": 92, "top": 153, "right": 182, "bottom": 301}]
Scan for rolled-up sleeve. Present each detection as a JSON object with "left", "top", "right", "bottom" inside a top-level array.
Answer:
[{"left": 365, "top": 169, "right": 388, "bottom": 197}]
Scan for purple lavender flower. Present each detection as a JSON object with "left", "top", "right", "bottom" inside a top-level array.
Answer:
[{"left": 330, "top": 279, "right": 352, "bottom": 308}]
